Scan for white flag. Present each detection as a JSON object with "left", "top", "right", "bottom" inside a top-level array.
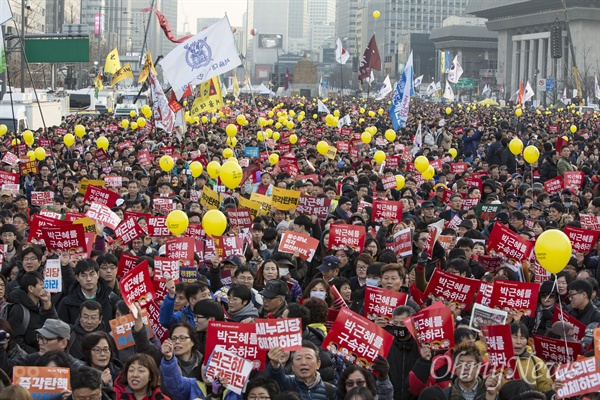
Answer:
[
  {"left": 412, "top": 123, "right": 422, "bottom": 156},
  {"left": 337, "top": 114, "right": 352, "bottom": 128},
  {"left": 366, "top": 70, "right": 375, "bottom": 86},
  {"left": 522, "top": 81, "right": 534, "bottom": 104},
  {"left": 335, "top": 37, "right": 350, "bottom": 65},
  {"left": 426, "top": 81, "right": 436, "bottom": 96},
  {"left": 562, "top": 87, "right": 567, "bottom": 100},
  {"left": 435, "top": 82, "right": 442, "bottom": 91},
  {"left": 573, "top": 89, "right": 578, "bottom": 98},
  {"left": 595, "top": 76, "right": 600, "bottom": 99},
  {"left": 375, "top": 75, "right": 392, "bottom": 100},
  {"left": 413, "top": 75, "right": 424, "bottom": 87},
  {"left": 482, "top": 84, "right": 491, "bottom": 96},
  {"left": 159, "top": 17, "right": 242, "bottom": 100},
  {"left": 318, "top": 76, "right": 323, "bottom": 97},
  {"left": 443, "top": 81, "right": 454, "bottom": 101},
  {"left": 148, "top": 68, "right": 175, "bottom": 133},
  {"left": 0, "top": 0, "right": 13, "bottom": 25},
  {"left": 317, "top": 99, "right": 330, "bottom": 114},
  {"left": 447, "top": 55, "right": 463, "bottom": 84}
]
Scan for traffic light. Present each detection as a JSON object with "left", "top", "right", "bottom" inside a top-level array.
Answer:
[{"left": 551, "top": 25, "right": 562, "bottom": 59}]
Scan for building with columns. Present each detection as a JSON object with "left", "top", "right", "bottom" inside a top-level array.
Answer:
[{"left": 466, "top": 0, "right": 600, "bottom": 103}]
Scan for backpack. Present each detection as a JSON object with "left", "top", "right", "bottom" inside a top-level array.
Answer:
[
  {"left": 0, "top": 303, "right": 30, "bottom": 331},
  {"left": 289, "top": 378, "right": 336, "bottom": 398},
  {"left": 435, "top": 131, "right": 444, "bottom": 147}
]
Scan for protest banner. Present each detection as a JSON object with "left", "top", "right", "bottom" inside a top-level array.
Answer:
[
  {"left": 226, "top": 208, "right": 253, "bottom": 229},
  {"left": 469, "top": 303, "right": 508, "bottom": 332},
  {"left": 581, "top": 214, "right": 600, "bottom": 231},
  {"left": 19, "top": 159, "right": 38, "bottom": 175},
  {"left": 437, "top": 235, "right": 454, "bottom": 251},
  {"left": 250, "top": 193, "right": 272, "bottom": 215},
  {"left": 489, "top": 280, "right": 540, "bottom": 317},
  {"left": 478, "top": 255, "right": 504, "bottom": 274},
  {"left": 296, "top": 195, "right": 331, "bottom": 220},
  {"left": 180, "top": 266, "right": 198, "bottom": 284},
  {"left": 185, "top": 223, "right": 204, "bottom": 240},
  {"left": 94, "top": 148, "right": 111, "bottom": 163},
  {"left": 555, "top": 357, "right": 600, "bottom": 399},
  {"left": 486, "top": 222, "right": 533, "bottom": 262},
  {"left": 166, "top": 237, "right": 195, "bottom": 266},
  {"left": 238, "top": 196, "right": 262, "bottom": 218},
  {"left": 119, "top": 261, "right": 156, "bottom": 308},
  {"left": 114, "top": 218, "right": 145, "bottom": 245},
  {"left": 322, "top": 307, "right": 393, "bottom": 370},
  {"left": 31, "top": 191, "right": 54, "bottom": 206},
  {"left": 142, "top": 299, "right": 169, "bottom": 342},
  {"left": 147, "top": 216, "right": 170, "bottom": 236},
  {"left": 363, "top": 286, "right": 407, "bottom": 323},
  {"left": 464, "top": 177, "right": 483, "bottom": 190},
  {"left": 336, "top": 141, "right": 350, "bottom": 152},
  {"left": 13, "top": 366, "right": 70, "bottom": 398},
  {"left": 390, "top": 228, "right": 412, "bottom": 258},
  {"left": 0, "top": 170, "right": 19, "bottom": 185},
  {"left": 475, "top": 203, "right": 502, "bottom": 221},
  {"left": 43, "top": 259, "right": 62, "bottom": 293},
  {"left": 534, "top": 335, "right": 582, "bottom": 364},
  {"left": 328, "top": 224, "right": 366, "bottom": 252},
  {"left": 1, "top": 183, "right": 19, "bottom": 196},
  {"left": 213, "top": 235, "right": 245, "bottom": 258},
  {"left": 372, "top": 200, "right": 403, "bottom": 223},
  {"left": 206, "top": 321, "right": 268, "bottom": 369},
  {"left": 461, "top": 198, "right": 479, "bottom": 211},
  {"left": 552, "top": 306, "right": 587, "bottom": 341},
  {"left": 255, "top": 318, "right": 303, "bottom": 351},
  {"left": 446, "top": 214, "right": 462, "bottom": 230},
  {"left": 481, "top": 324, "right": 519, "bottom": 379},
  {"left": 28, "top": 214, "right": 69, "bottom": 245},
  {"left": 475, "top": 281, "right": 494, "bottom": 307},
  {"left": 279, "top": 231, "right": 319, "bottom": 262},
  {"left": 104, "top": 176, "right": 122, "bottom": 188},
  {"left": 41, "top": 224, "right": 87, "bottom": 257},
  {"left": 563, "top": 226, "right": 600, "bottom": 254},
  {"left": 408, "top": 302, "right": 455, "bottom": 351},
  {"left": 78, "top": 178, "right": 106, "bottom": 195},
  {"left": 543, "top": 176, "right": 563, "bottom": 195},
  {"left": 200, "top": 186, "right": 222, "bottom": 211},
  {"left": 205, "top": 346, "right": 254, "bottom": 395},
  {"left": 109, "top": 309, "right": 153, "bottom": 350},
  {"left": 73, "top": 217, "right": 97, "bottom": 234},
  {"left": 424, "top": 269, "right": 478, "bottom": 310},
  {"left": 86, "top": 202, "right": 121, "bottom": 230},
  {"left": 564, "top": 171, "right": 585, "bottom": 191},
  {"left": 153, "top": 198, "right": 176, "bottom": 215},
  {"left": 450, "top": 162, "right": 468, "bottom": 174},
  {"left": 117, "top": 253, "right": 138, "bottom": 278},
  {"left": 154, "top": 257, "right": 181, "bottom": 282},
  {"left": 424, "top": 225, "right": 442, "bottom": 259}
]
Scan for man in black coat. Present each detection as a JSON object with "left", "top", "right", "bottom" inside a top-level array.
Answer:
[
  {"left": 539, "top": 150, "right": 560, "bottom": 183},
  {"left": 386, "top": 306, "right": 420, "bottom": 400}
]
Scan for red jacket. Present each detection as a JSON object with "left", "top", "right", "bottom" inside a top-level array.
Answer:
[{"left": 113, "top": 371, "right": 170, "bottom": 400}]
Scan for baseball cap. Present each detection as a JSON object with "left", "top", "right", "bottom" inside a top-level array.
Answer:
[
  {"left": 457, "top": 220, "right": 473, "bottom": 230},
  {"left": 421, "top": 201, "right": 435, "bottom": 209},
  {"left": 494, "top": 212, "right": 510, "bottom": 224},
  {"left": 36, "top": 319, "right": 71, "bottom": 340},
  {"left": 14, "top": 194, "right": 27, "bottom": 201},
  {"left": 222, "top": 255, "right": 242, "bottom": 268},
  {"left": 530, "top": 203, "right": 543, "bottom": 211},
  {"left": 0, "top": 190, "right": 11, "bottom": 197},
  {"left": 318, "top": 255, "right": 340, "bottom": 272},
  {"left": 260, "top": 279, "right": 290, "bottom": 298}
]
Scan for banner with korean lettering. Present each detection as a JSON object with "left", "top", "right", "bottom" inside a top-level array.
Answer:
[
  {"left": 147, "top": 216, "right": 170, "bottom": 236},
  {"left": 486, "top": 222, "right": 533, "bottom": 262},
  {"left": 408, "top": 302, "right": 455, "bottom": 351},
  {"left": 296, "top": 195, "right": 331, "bottom": 220},
  {"left": 555, "top": 357, "right": 600, "bottom": 399},
  {"left": 28, "top": 214, "right": 68, "bottom": 245},
  {"left": 109, "top": 310, "right": 154, "bottom": 350},
  {"left": 271, "top": 187, "right": 300, "bottom": 211},
  {"left": 0, "top": 170, "right": 18, "bottom": 185},
  {"left": 13, "top": 366, "right": 70, "bottom": 398},
  {"left": 154, "top": 257, "right": 181, "bottom": 282},
  {"left": 381, "top": 176, "right": 397, "bottom": 190},
  {"left": 581, "top": 214, "right": 600, "bottom": 231},
  {"left": 544, "top": 176, "right": 563, "bottom": 195},
  {"left": 79, "top": 179, "right": 106, "bottom": 195},
  {"left": 469, "top": 303, "right": 507, "bottom": 333},
  {"left": 19, "top": 160, "right": 38, "bottom": 175},
  {"left": 86, "top": 202, "right": 121, "bottom": 230},
  {"left": 474, "top": 203, "right": 502, "bottom": 221},
  {"left": 478, "top": 255, "right": 504, "bottom": 274},
  {"left": 390, "top": 228, "right": 412, "bottom": 258},
  {"left": 249, "top": 193, "right": 271, "bottom": 215},
  {"left": 105, "top": 176, "right": 122, "bottom": 188},
  {"left": 328, "top": 224, "right": 366, "bottom": 252},
  {"left": 44, "top": 259, "right": 62, "bottom": 293},
  {"left": 226, "top": 209, "right": 253, "bottom": 229},
  {"left": 41, "top": 224, "right": 87, "bottom": 257},
  {"left": 481, "top": 324, "right": 519, "bottom": 379},
  {"left": 114, "top": 218, "right": 145, "bottom": 245},
  {"left": 31, "top": 191, "right": 54, "bottom": 206},
  {"left": 424, "top": 269, "right": 478, "bottom": 310},
  {"left": 206, "top": 346, "right": 253, "bottom": 395},
  {"left": 166, "top": 237, "right": 195, "bottom": 266},
  {"left": 489, "top": 280, "right": 540, "bottom": 317},
  {"left": 255, "top": 318, "right": 302, "bottom": 351},
  {"left": 201, "top": 186, "right": 222, "bottom": 211},
  {"left": 206, "top": 321, "right": 268, "bottom": 369},
  {"left": 117, "top": 253, "right": 138, "bottom": 277},
  {"left": 153, "top": 198, "right": 176, "bottom": 215},
  {"left": 321, "top": 307, "right": 393, "bottom": 370},
  {"left": 553, "top": 306, "right": 587, "bottom": 340},
  {"left": 238, "top": 196, "right": 262, "bottom": 219},
  {"left": 119, "top": 261, "right": 156, "bottom": 308},
  {"left": 534, "top": 334, "right": 582, "bottom": 364},
  {"left": 363, "top": 286, "right": 407, "bottom": 323},
  {"left": 279, "top": 231, "right": 319, "bottom": 262},
  {"left": 564, "top": 171, "right": 584, "bottom": 191},
  {"left": 372, "top": 200, "right": 403, "bottom": 223},
  {"left": 213, "top": 235, "right": 245, "bottom": 258},
  {"left": 450, "top": 162, "right": 468, "bottom": 174},
  {"left": 564, "top": 226, "right": 600, "bottom": 254}
]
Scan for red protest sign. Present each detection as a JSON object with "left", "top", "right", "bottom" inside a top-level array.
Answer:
[
  {"left": 408, "top": 302, "right": 455, "bottom": 351},
  {"left": 165, "top": 237, "right": 195, "bottom": 266},
  {"left": 86, "top": 202, "right": 121, "bottom": 230},
  {"left": 486, "top": 222, "right": 533, "bottom": 262},
  {"left": 481, "top": 324, "right": 520, "bottom": 379},
  {"left": 84, "top": 185, "right": 119, "bottom": 208},
  {"left": 279, "top": 231, "right": 319, "bottom": 262},
  {"left": 363, "top": 286, "right": 407, "bottom": 323},
  {"left": 153, "top": 198, "right": 175, "bottom": 215},
  {"left": 544, "top": 176, "right": 563, "bottom": 195},
  {"left": 478, "top": 255, "right": 504, "bottom": 274},
  {"left": 226, "top": 209, "right": 253, "bottom": 229},
  {"left": 1, "top": 151, "right": 18, "bottom": 165},
  {"left": 94, "top": 149, "right": 110, "bottom": 163},
  {"left": 185, "top": 223, "right": 205, "bottom": 240},
  {"left": 0, "top": 170, "right": 19, "bottom": 185},
  {"left": 555, "top": 357, "right": 600, "bottom": 399},
  {"left": 154, "top": 257, "right": 181, "bottom": 282},
  {"left": 41, "top": 224, "right": 87, "bottom": 256},
  {"left": 564, "top": 226, "right": 600, "bottom": 254},
  {"left": 464, "top": 178, "right": 483, "bottom": 190},
  {"left": 328, "top": 224, "right": 366, "bottom": 252},
  {"left": 28, "top": 214, "right": 68, "bottom": 244},
  {"left": 206, "top": 321, "right": 268, "bottom": 369},
  {"left": 564, "top": 171, "right": 584, "bottom": 191},
  {"left": 147, "top": 216, "right": 170, "bottom": 237},
  {"left": 442, "top": 189, "right": 455, "bottom": 205},
  {"left": 424, "top": 226, "right": 442, "bottom": 259},
  {"left": 336, "top": 141, "right": 350, "bottom": 152},
  {"left": 142, "top": 299, "right": 169, "bottom": 342},
  {"left": 534, "top": 334, "right": 582, "bottom": 364},
  {"left": 30, "top": 191, "right": 54, "bottom": 206},
  {"left": 114, "top": 218, "right": 145, "bottom": 245},
  {"left": 553, "top": 306, "right": 587, "bottom": 341},
  {"left": 117, "top": 253, "right": 138, "bottom": 277},
  {"left": 255, "top": 318, "right": 303, "bottom": 351},
  {"left": 424, "top": 269, "right": 478, "bottom": 310},
  {"left": 581, "top": 214, "right": 600, "bottom": 231},
  {"left": 119, "top": 261, "right": 156, "bottom": 308},
  {"left": 390, "top": 228, "right": 412, "bottom": 258},
  {"left": 450, "top": 162, "right": 468, "bottom": 174},
  {"left": 372, "top": 200, "right": 403, "bottom": 223},
  {"left": 322, "top": 307, "right": 393, "bottom": 370},
  {"left": 461, "top": 198, "right": 479, "bottom": 211},
  {"left": 296, "top": 195, "right": 331, "bottom": 220},
  {"left": 19, "top": 160, "right": 38, "bottom": 175},
  {"left": 213, "top": 235, "right": 245, "bottom": 258},
  {"left": 104, "top": 176, "right": 122, "bottom": 188},
  {"left": 137, "top": 149, "right": 151, "bottom": 164},
  {"left": 489, "top": 280, "right": 540, "bottom": 317}
]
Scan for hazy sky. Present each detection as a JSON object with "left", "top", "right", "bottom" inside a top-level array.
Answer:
[{"left": 178, "top": 0, "right": 247, "bottom": 33}]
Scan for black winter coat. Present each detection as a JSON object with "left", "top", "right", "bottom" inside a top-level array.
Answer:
[
  {"left": 7, "top": 288, "right": 58, "bottom": 353},
  {"left": 57, "top": 278, "right": 117, "bottom": 331}
]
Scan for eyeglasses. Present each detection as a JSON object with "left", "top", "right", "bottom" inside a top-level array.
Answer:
[
  {"left": 194, "top": 315, "right": 206, "bottom": 321},
  {"left": 568, "top": 291, "right": 583, "bottom": 298},
  {"left": 81, "top": 314, "right": 100, "bottom": 321},
  {"left": 22, "top": 257, "right": 39, "bottom": 263},
  {"left": 236, "top": 276, "right": 254, "bottom": 282},
  {"left": 248, "top": 395, "right": 270, "bottom": 400},
  {"left": 228, "top": 297, "right": 241, "bottom": 303},
  {"left": 72, "top": 392, "right": 103, "bottom": 400},
  {"left": 459, "top": 186, "right": 468, "bottom": 190},
  {"left": 100, "top": 265, "right": 117, "bottom": 271},
  {"left": 356, "top": 265, "right": 368, "bottom": 270},
  {"left": 78, "top": 271, "right": 98, "bottom": 280},
  {"left": 36, "top": 334, "right": 59, "bottom": 344},
  {"left": 171, "top": 336, "right": 191, "bottom": 343},
  {"left": 91, "top": 347, "right": 111, "bottom": 355},
  {"left": 345, "top": 379, "right": 366, "bottom": 388}
]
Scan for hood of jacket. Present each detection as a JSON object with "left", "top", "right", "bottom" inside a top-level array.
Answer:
[
  {"left": 8, "top": 287, "right": 39, "bottom": 311},
  {"left": 229, "top": 301, "right": 259, "bottom": 320}
]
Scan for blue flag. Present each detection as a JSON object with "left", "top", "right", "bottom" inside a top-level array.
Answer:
[{"left": 389, "top": 52, "right": 413, "bottom": 130}]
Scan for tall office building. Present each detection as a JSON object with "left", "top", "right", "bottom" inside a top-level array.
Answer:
[
  {"left": 46, "top": 0, "right": 81, "bottom": 33},
  {"left": 197, "top": 17, "right": 220, "bottom": 33},
  {"left": 5, "top": 0, "right": 47, "bottom": 34}
]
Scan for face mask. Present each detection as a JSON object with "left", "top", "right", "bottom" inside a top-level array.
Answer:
[
  {"left": 310, "top": 291, "right": 327, "bottom": 300},
  {"left": 388, "top": 326, "right": 410, "bottom": 339},
  {"left": 366, "top": 278, "right": 379, "bottom": 287},
  {"left": 279, "top": 268, "right": 289, "bottom": 278}
]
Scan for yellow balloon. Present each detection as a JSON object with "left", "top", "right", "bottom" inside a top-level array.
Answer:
[
  {"left": 108, "top": 108, "right": 113, "bottom": 114},
  {"left": 445, "top": 107, "right": 452, "bottom": 115},
  {"left": 333, "top": 110, "right": 340, "bottom": 117},
  {"left": 137, "top": 117, "right": 146, "bottom": 128},
  {"left": 189, "top": 161, "right": 203, "bottom": 178},
  {"left": 143, "top": 109, "right": 152, "bottom": 119},
  {"left": 96, "top": 136, "right": 108, "bottom": 151},
  {"left": 523, "top": 145, "right": 540, "bottom": 164},
  {"left": 160, "top": 155, "right": 174, "bottom": 172},
  {"left": 211, "top": 117, "right": 217, "bottom": 124},
  {"left": 361, "top": 132, "right": 371, "bottom": 144},
  {"left": 201, "top": 116, "right": 208, "bottom": 124},
  {"left": 368, "top": 111, "right": 376, "bottom": 117},
  {"left": 130, "top": 122, "right": 138, "bottom": 130},
  {"left": 289, "top": 134, "right": 298, "bottom": 145},
  {"left": 74, "top": 125, "right": 85, "bottom": 138},
  {"left": 219, "top": 161, "right": 243, "bottom": 189},
  {"left": 317, "top": 141, "right": 329, "bottom": 155},
  {"left": 374, "top": 150, "right": 386, "bottom": 164},
  {"left": 223, "top": 148, "right": 234, "bottom": 159},
  {"left": 378, "top": 108, "right": 384, "bottom": 115},
  {"left": 226, "top": 157, "right": 238, "bottom": 164},
  {"left": 26, "top": 150, "right": 35, "bottom": 161},
  {"left": 202, "top": 210, "right": 227, "bottom": 237},
  {"left": 34, "top": 147, "right": 46, "bottom": 161},
  {"left": 385, "top": 129, "right": 396, "bottom": 142},
  {"left": 226, "top": 137, "right": 237, "bottom": 148},
  {"left": 226, "top": 124, "right": 238, "bottom": 138},
  {"left": 313, "top": 114, "right": 318, "bottom": 119},
  {"left": 297, "top": 115, "right": 304, "bottom": 122},
  {"left": 570, "top": 125, "right": 577, "bottom": 133},
  {"left": 534, "top": 230, "right": 572, "bottom": 274},
  {"left": 414, "top": 156, "right": 429, "bottom": 173},
  {"left": 359, "top": 108, "right": 365, "bottom": 114},
  {"left": 129, "top": 110, "right": 136, "bottom": 118},
  {"left": 0, "top": 125, "right": 6, "bottom": 136},
  {"left": 373, "top": 10, "right": 380, "bottom": 19},
  {"left": 509, "top": 138, "right": 523, "bottom": 155},
  {"left": 22, "top": 130, "right": 34, "bottom": 146},
  {"left": 422, "top": 165, "right": 435, "bottom": 180},
  {"left": 121, "top": 119, "right": 129, "bottom": 128},
  {"left": 273, "top": 132, "right": 281, "bottom": 141},
  {"left": 395, "top": 175, "right": 405, "bottom": 190},
  {"left": 257, "top": 131, "right": 265, "bottom": 142},
  {"left": 448, "top": 148, "right": 457, "bottom": 159},
  {"left": 11, "top": 139, "right": 20, "bottom": 146},
  {"left": 269, "top": 153, "right": 279, "bottom": 165},
  {"left": 515, "top": 109, "right": 522, "bottom": 117},
  {"left": 207, "top": 161, "right": 221, "bottom": 179},
  {"left": 275, "top": 122, "right": 282, "bottom": 130},
  {"left": 166, "top": 210, "right": 189, "bottom": 236},
  {"left": 64, "top": 134, "right": 75, "bottom": 147}
]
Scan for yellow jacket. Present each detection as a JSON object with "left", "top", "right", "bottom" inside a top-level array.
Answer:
[{"left": 506, "top": 349, "right": 553, "bottom": 393}]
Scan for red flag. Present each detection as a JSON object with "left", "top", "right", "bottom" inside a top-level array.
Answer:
[
  {"left": 284, "top": 68, "right": 290, "bottom": 91},
  {"left": 517, "top": 81, "right": 524, "bottom": 104},
  {"left": 168, "top": 91, "right": 183, "bottom": 113},
  {"left": 358, "top": 34, "right": 381, "bottom": 84},
  {"left": 141, "top": 8, "right": 193, "bottom": 43}
]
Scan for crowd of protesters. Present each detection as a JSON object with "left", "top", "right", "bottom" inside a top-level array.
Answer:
[{"left": 0, "top": 92, "right": 597, "bottom": 400}]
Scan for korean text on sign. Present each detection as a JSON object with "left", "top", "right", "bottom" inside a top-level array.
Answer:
[{"left": 206, "top": 346, "right": 253, "bottom": 395}]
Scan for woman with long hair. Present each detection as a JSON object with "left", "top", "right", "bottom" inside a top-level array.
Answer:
[
  {"left": 114, "top": 354, "right": 169, "bottom": 400},
  {"left": 82, "top": 331, "right": 123, "bottom": 390}
]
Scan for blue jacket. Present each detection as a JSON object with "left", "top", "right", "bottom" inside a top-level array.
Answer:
[
  {"left": 462, "top": 129, "right": 483, "bottom": 157},
  {"left": 159, "top": 294, "right": 195, "bottom": 329},
  {"left": 267, "top": 362, "right": 339, "bottom": 400}
]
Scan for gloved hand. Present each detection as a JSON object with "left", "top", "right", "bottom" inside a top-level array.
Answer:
[
  {"left": 371, "top": 355, "right": 390, "bottom": 380},
  {"left": 417, "top": 250, "right": 430, "bottom": 265},
  {"left": 0, "top": 330, "right": 10, "bottom": 346},
  {"left": 211, "top": 378, "right": 223, "bottom": 396}
]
